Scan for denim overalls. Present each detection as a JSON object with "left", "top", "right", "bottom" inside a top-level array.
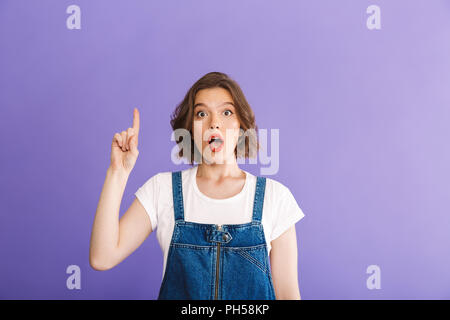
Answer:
[{"left": 157, "top": 170, "right": 276, "bottom": 300}]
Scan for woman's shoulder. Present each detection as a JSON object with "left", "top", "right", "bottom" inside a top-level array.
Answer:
[
  {"left": 263, "top": 176, "right": 292, "bottom": 198},
  {"left": 140, "top": 166, "right": 196, "bottom": 186}
]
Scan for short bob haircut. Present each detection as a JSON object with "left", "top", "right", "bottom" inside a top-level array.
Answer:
[{"left": 170, "top": 72, "right": 260, "bottom": 165}]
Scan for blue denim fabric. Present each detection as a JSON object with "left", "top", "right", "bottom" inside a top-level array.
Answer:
[{"left": 157, "top": 171, "right": 276, "bottom": 300}]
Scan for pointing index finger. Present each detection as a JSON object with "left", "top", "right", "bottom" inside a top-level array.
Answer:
[{"left": 133, "top": 107, "right": 140, "bottom": 134}]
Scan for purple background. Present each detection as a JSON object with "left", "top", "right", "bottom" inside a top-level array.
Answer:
[{"left": 1, "top": 0, "right": 450, "bottom": 299}]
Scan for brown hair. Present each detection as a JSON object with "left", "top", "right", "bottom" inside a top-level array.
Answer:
[{"left": 170, "top": 72, "right": 260, "bottom": 165}]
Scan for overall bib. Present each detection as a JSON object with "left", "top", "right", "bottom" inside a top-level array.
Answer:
[{"left": 157, "top": 170, "right": 276, "bottom": 300}]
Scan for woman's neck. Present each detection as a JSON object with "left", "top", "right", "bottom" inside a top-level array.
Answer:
[{"left": 196, "top": 162, "right": 244, "bottom": 181}]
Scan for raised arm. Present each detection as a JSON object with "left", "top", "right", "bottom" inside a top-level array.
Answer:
[{"left": 89, "top": 108, "right": 153, "bottom": 271}]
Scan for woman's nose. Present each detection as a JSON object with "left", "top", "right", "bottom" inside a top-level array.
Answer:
[{"left": 209, "top": 115, "right": 220, "bottom": 129}]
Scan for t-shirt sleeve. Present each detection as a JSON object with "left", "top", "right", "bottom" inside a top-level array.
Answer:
[
  {"left": 270, "top": 186, "right": 305, "bottom": 241},
  {"left": 134, "top": 173, "right": 160, "bottom": 232}
]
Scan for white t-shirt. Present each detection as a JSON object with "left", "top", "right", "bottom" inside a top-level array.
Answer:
[{"left": 135, "top": 165, "right": 305, "bottom": 280}]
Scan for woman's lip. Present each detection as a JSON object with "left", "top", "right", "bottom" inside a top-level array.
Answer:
[
  {"left": 208, "top": 134, "right": 224, "bottom": 143},
  {"left": 209, "top": 140, "right": 224, "bottom": 152}
]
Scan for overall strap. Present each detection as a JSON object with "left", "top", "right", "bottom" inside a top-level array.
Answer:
[
  {"left": 251, "top": 176, "right": 267, "bottom": 223},
  {"left": 172, "top": 171, "right": 185, "bottom": 222}
]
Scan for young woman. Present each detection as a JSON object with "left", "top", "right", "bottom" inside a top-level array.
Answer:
[{"left": 89, "top": 72, "right": 305, "bottom": 300}]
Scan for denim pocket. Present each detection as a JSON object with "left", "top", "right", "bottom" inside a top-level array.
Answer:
[{"left": 236, "top": 247, "right": 269, "bottom": 275}]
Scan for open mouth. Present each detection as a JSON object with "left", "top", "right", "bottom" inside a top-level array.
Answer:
[{"left": 208, "top": 134, "right": 224, "bottom": 152}]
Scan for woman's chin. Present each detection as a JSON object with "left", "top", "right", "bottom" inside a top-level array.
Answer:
[{"left": 202, "top": 151, "right": 235, "bottom": 165}]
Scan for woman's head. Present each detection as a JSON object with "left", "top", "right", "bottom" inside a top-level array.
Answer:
[{"left": 170, "top": 72, "right": 260, "bottom": 165}]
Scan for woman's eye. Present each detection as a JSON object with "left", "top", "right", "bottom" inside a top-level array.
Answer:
[{"left": 196, "top": 110, "right": 233, "bottom": 117}]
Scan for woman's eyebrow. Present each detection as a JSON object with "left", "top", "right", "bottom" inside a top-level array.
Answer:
[{"left": 194, "top": 102, "right": 235, "bottom": 109}]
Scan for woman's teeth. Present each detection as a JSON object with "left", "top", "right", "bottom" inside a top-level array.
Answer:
[
  {"left": 209, "top": 138, "right": 224, "bottom": 152},
  {"left": 209, "top": 138, "right": 223, "bottom": 144}
]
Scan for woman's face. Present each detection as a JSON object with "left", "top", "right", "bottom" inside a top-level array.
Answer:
[{"left": 192, "top": 87, "right": 241, "bottom": 164}]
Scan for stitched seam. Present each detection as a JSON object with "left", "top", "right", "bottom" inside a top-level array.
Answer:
[
  {"left": 236, "top": 250, "right": 268, "bottom": 275},
  {"left": 224, "top": 244, "right": 267, "bottom": 251},
  {"left": 211, "top": 246, "right": 215, "bottom": 299},
  {"left": 171, "top": 243, "right": 215, "bottom": 250},
  {"left": 169, "top": 244, "right": 267, "bottom": 250},
  {"left": 240, "top": 250, "right": 267, "bottom": 272}
]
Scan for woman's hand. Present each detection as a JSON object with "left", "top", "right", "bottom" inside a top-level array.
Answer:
[{"left": 110, "top": 108, "right": 140, "bottom": 174}]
